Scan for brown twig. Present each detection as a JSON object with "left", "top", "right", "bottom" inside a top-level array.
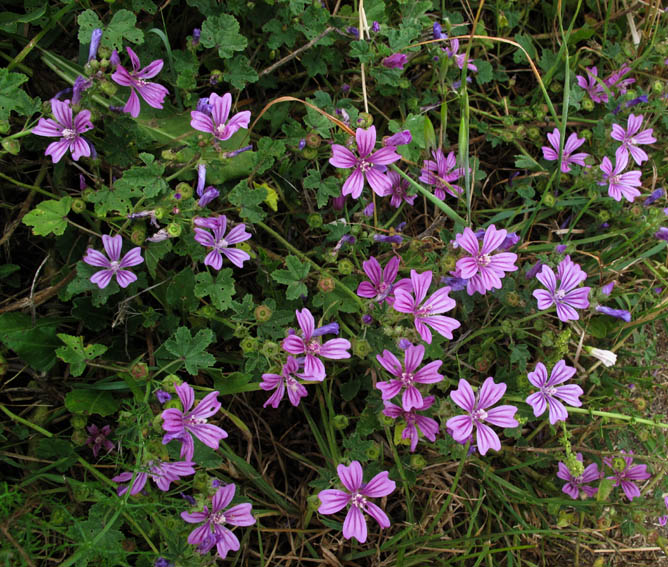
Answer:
[{"left": 258, "top": 27, "right": 335, "bottom": 78}]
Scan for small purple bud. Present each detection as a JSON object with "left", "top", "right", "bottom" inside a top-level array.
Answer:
[
  {"left": 628, "top": 383, "right": 636, "bottom": 390},
  {"left": 440, "top": 276, "right": 468, "bottom": 292},
  {"left": 196, "top": 163, "right": 206, "bottom": 195},
  {"left": 341, "top": 84, "right": 350, "bottom": 94},
  {"left": 601, "top": 281, "right": 615, "bottom": 296},
  {"left": 362, "top": 314, "right": 373, "bottom": 325},
  {"left": 109, "top": 105, "right": 124, "bottom": 113},
  {"left": 79, "top": 174, "right": 87, "bottom": 191},
  {"left": 211, "top": 479, "right": 222, "bottom": 488},
  {"left": 312, "top": 322, "right": 340, "bottom": 337},
  {"left": 508, "top": 171, "right": 520, "bottom": 186},
  {"left": 526, "top": 261, "right": 543, "bottom": 280},
  {"left": 595, "top": 305, "right": 631, "bottom": 322},
  {"left": 655, "top": 227, "right": 668, "bottom": 241},
  {"left": 180, "top": 492, "right": 196, "bottom": 505},
  {"left": 395, "top": 222, "right": 407, "bottom": 232},
  {"left": 626, "top": 94, "right": 648, "bottom": 108},
  {"left": 397, "top": 338, "right": 412, "bottom": 351},
  {"left": 192, "top": 28, "right": 201, "bottom": 46},
  {"left": 198, "top": 187, "right": 219, "bottom": 208},
  {"left": 363, "top": 202, "right": 374, "bottom": 217},
  {"left": 298, "top": 138, "right": 306, "bottom": 150},
  {"left": 433, "top": 22, "right": 445, "bottom": 40},
  {"left": 86, "top": 139, "right": 97, "bottom": 159},
  {"left": 374, "top": 234, "right": 403, "bottom": 243},
  {"left": 654, "top": 287, "right": 663, "bottom": 294},
  {"left": 383, "top": 130, "right": 412, "bottom": 147},
  {"left": 196, "top": 97, "right": 212, "bottom": 116},
  {"left": 600, "top": 222, "right": 610, "bottom": 228},
  {"left": 433, "top": 56, "right": 439, "bottom": 62},
  {"left": 555, "top": 244, "right": 567, "bottom": 254},
  {"left": 223, "top": 144, "right": 253, "bottom": 159},
  {"left": 155, "top": 389, "right": 171, "bottom": 404},
  {"left": 110, "top": 50, "right": 120, "bottom": 68},
  {"left": 346, "top": 26, "right": 359, "bottom": 37},
  {"left": 88, "top": 29, "right": 103, "bottom": 62},
  {"left": 664, "top": 208, "right": 668, "bottom": 216},
  {"left": 372, "top": 21, "right": 380, "bottom": 33},
  {"left": 332, "top": 195, "right": 346, "bottom": 210},
  {"left": 499, "top": 232, "right": 520, "bottom": 251},
  {"left": 644, "top": 187, "right": 664, "bottom": 206},
  {"left": 154, "top": 558, "right": 173, "bottom": 567}
]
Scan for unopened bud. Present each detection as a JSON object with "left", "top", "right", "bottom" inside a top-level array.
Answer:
[
  {"left": 318, "top": 277, "right": 335, "bottom": 293},
  {"left": 71, "top": 198, "right": 86, "bottom": 213},
  {"left": 332, "top": 414, "right": 349, "bottom": 430}
]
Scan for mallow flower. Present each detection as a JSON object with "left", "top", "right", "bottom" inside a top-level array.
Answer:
[
  {"left": 542, "top": 129, "right": 589, "bottom": 173},
  {"left": 599, "top": 151, "right": 642, "bottom": 202},
  {"left": 190, "top": 92, "right": 251, "bottom": 141},
  {"left": 532, "top": 255, "right": 590, "bottom": 322},
  {"left": 356, "top": 256, "right": 411, "bottom": 305},
  {"left": 525, "top": 360, "right": 583, "bottom": 424},
  {"left": 419, "top": 149, "right": 464, "bottom": 199},
  {"left": 32, "top": 99, "right": 93, "bottom": 163},
  {"left": 557, "top": 454, "right": 600, "bottom": 499},
  {"left": 318, "top": 461, "right": 396, "bottom": 543},
  {"left": 260, "top": 356, "right": 308, "bottom": 408},
  {"left": 193, "top": 215, "right": 251, "bottom": 269},
  {"left": 610, "top": 113, "right": 656, "bottom": 165},
  {"left": 83, "top": 234, "right": 143, "bottom": 289},
  {"left": 604, "top": 452, "right": 651, "bottom": 501},
  {"left": 113, "top": 460, "right": 196, "bottom": 496},
  {"left": 382, "top": 397, "right": 439, "bottom": 452}
]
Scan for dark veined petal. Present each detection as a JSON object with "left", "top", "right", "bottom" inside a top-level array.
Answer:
[
  {"left": 343, "top": 505, "right": 367, "bottom": 543},
  {"left": 338, "top": 461, "right": 363, "bottom": 492},
  {"left": 318, "top": 489, "right": 351, "bottom": 514}
]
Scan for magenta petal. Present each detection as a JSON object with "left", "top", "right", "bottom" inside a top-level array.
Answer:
[
  {"left": 32, "top": 118, "right": 63, "bottom": 138},
  {"left": 356, "top": 126, "right": 376, "bottom": 157},
  {"left": 45, "top": 140, "right": 71, "bottom": 163},
  {"left": 361, "top": 471, "right": 395, "bottom": 498},
  {"left": 330, "top": 144, "right": 357, "bottom": 169},
  {"left": 341, "top": 168, "right": 364, "bottom": 199},
  {"left": 446, "top": 414, "right": 473, "bottom": 441},
  {"left": 475, "top": 421, "right": 501, "bottom": 455},
  {"left": 364, "top": 501, "right": 390, "bottom": 529},
  {"left": 225, "top": 503, "right": 256, "bottom": 526},
  {"left": 450, "top": 379, "right": 475, "bottom": 411},
  {"left": 484, "top": 405, "right": 518, "bottom": 428},
  {"left": 318, "top": 489, "right": 351, "bottom": 514},
  {"left": 367, "top": 167, "right": 393, "bottom": 197},
  {"left": 220, "top": 248, "right": 250, "bottom": 268},
  {"left": 319, "top": 338, "right": 351, "bottom": 359},
  {"left": 124, "top": 89, "right": 141, "bottom": 118},
  {"left": 477, "top": 377, "right": 506, "bottom": 409},
  {"left": 338, "top": 461, "right": 363, "bottom": 492},
  {"left": 191, "top": 111, "right": 215, "bottom": 134},
  {"left": 343, "top": 505, "right": 367, "bottom": 543},
  {"left": 115, "top": 269, "right": 137, "bottom": 288},
  {"left": 90, "top": 269, "right": 114, "bottom": 289}
]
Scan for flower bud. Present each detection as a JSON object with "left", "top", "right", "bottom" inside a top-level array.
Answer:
[
  {"left": 307, "top": 213, "right": 323, "bottom": 228},
  {"left": 305, "top": 132, "right": 321, "bottom": 148},
  {"left": 261, "top": 341, "right": 279, "bottom": 357},
  {"left": 365, "top": 442, "right": 380, "bottom": 460},
  {"left": 130, "top": 362, "right": 149, "bottom": 380},
  {"left": 254, "top": 304, "right": 273, "bottom": 322},
  {"left": 352, "top": 339, "right": 371, "bottom": 358},
  {"left": 82, "top": 188, "right": 95, "bottom": 202},
  {"left": 357, "top": 112, "right": 373, "bottom": 128},
  {"left": 130, "top": 225, "right": 147, "bottom": 245},
  {"left": 161, "top": 374, "right": 181, "bottom": 393},
  {"left": 193, "top": 471, "right": 210, "bottom": 492},
  {"left": 410, "top": 454, "right": 427, "bottom": 470},
  {"left": 318, "top": 277, "right": 335, "bottom": 293},
  {"left": 70, "top": 415, "right": 87, "bottom": 430},
  {"left": 71, "top": 198, "right": 87, "bottom": 214},
  {"left": 338, "top": 259, "right": 353, "bottom": 275},
  {"left": 542, "top": 193, "right": 556, "bottom": 207},
  {"left": 210, "top": 69, "right": 223, "bottom": 85},
  {"left": 167, "top": 222, "right": 182, "bottom": 237},
  {"left": 301, "top": 147, "right": 318, "bottom": 160},
  {"left": 582, "top": 98, "right": 594, "bottom": 112},
  {"left": 174, "top": 182, "right": 193, "bottom": 200},
  {"left": 1, "top": 138, "right": 20, "bottom": 155},
  {"left": 240, "top": 336, "right": 258, "bottom": 353},
  {"left": 153, "top": 207, "right": 166, "bottom": 220},
  {"left": 99, "top": 79, "right": 118, "bottom": 97},
  {"left": 198, "top": 305, "right": 216, "bottom": 318},
  {"left": 652, "top": 80, "right": 664, "bottom": 94},
  {"left": 332, "top": 414, "right": 349, "bottom": 430},
  {"left": 71, "top": 429, "right": 87, "bottom": 445}
]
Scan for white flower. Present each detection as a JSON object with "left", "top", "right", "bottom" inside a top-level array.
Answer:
[{"left": 586, "top": 347, "right": 617, "bottom": 367}]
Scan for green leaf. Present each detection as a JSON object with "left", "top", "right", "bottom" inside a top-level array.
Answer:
[
  {"left": 475, "top": 60, "right": 494, "bottom": 85},
  {"left": 164, "top": 327, "right": 216, "bottom": 375},
  {"left": 263, "top": 17, "right": 300, "bottom": 50},
  {"left": 514, "top": 154, "right": 542, "bottom": 171},
  {"left": 132, "top": 0, "right": 157, "bottom": 14},
  {"left": 144, "top": 240, "right": 172, "bottom": 278},
  {"left": 114, "top": 153, "right": 167, "bottom": 200},
  {"left": 304, "top": 170, "right": 340, "bottom": 208},
  {"left": 194, "top": 269, "right": 236, "bottom": 311},
  {"left": 77, "top": 10, "right": 103, "bottom": 45},
  {"left": 166, "top": 269, "right": 199, "bottom": 312},
  {"left": 255, "top": 137, "right": 286, "bottom": 175},
  {"left": 200, "top": 14, "right": 247, "bottom": 59},
  {"left": 0, "top": 313, "right": 60, "bottom": 371},
  {"left": 350, "top": 40, "right": 374, "bottom": 64},
  {"left": 510, "top": 343, "right": 530, "bottom": 369},
  {"left": 0, "top": 68, "right": 39, "bottom": 120},
  {"left": 23, "top": 196, "right": 71, "bottom": 237},
  {"left": 224, "top": 55, "right": 258, "bottom": 90},
  {"left": 227, "top": 180, "right": 267, "bottom": 223},
  {"left": 56, "top": 334, "right": 108, "bottom": 377},
  {"left": 78, "top": 9, "right": 144, "bottom": 50},
  {"left": 64, "top": 389, "right": 120, "bottom": 416},
  {"left": 173, "top": 49, "right": 198, "bottom": 91},
  {"left": 271, "top": 255, "right": 310, "bottom": 300}
]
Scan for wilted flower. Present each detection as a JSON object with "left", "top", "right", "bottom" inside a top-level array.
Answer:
[
  {"left": 601, "top": 281, "right": 616, "bottom": 296},
  {"left": 113, "top": 460, "right": 196, "bottom": 496},
  {"left": 111, "top": 47, "right": 169, "bottom": 118},
  {"left": 318, "top": 461, "right": 395, "bottom": 543},
  {"left": 155, "top": 389, "right": 171, "bottom": 404},
  {"left": 585, "top": 346, "right": 617, "bottom": 367},
  {"left": 604, "top": 63, "right": 635, "bottom": 95},
  {"left": 644, "top": 188, "right": 664, "bottom": 207},
  {"left": 32, "top": 99, "right": 93, "bottom": 163},
  {"left": 445, "top": 39, "right": 477, "bottom": 71},
  {"left": 383, "top": 396, "right": 439, "bottom": 452},
  {"left": 532, "top": 255, "right": 590, "bottom": 322},
  {"left": 542, "top": 129, "right": 589, "bottom": 173},
  {"left": 193, "top": 216, "right": 251, "bottom": 270},
  {"left": 386, "top": 171, "right": 416, "bottom": 208},
  {"left": 604, "top": 451, "right": 651, "bottom": 501},
  {"left": 383, "top": 130, "right": 412, "bottom": 147},
  {"left": 382, "top": 53, "right": 408, "bottom": 69},
  {"left": 85, "top": 424, "right": 114, "bottom": 457},
  {"left": 419, "top": 149, "right": 464, "bottom": 199},
  {"left": 260, "top": 356, "right": 308, "bottom": 408},
  {"left": 446, "top": 377, "right": 518, "bottom": 456},
  {"left": 595, "top": 305, "right": 631, "bottom": 322},
  {"left": 191, "top": 92, "right": 251, "bottom": 141},
  {"left": 525, "top": 360, "right": 582, "bottom": 424},
  {"left": 181, "top": 483, "right": 256, "bottom": 559},
  {"left": 575, "top": 66, "right": 607, "bottom": 103},
  {"left": 83, "top": 234, "right": 143, "bottom": 289},
  {"left": 557, "top": 454, "right": 600, "bottom": 499}
]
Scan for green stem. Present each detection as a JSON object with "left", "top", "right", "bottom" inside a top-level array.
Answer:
[
  {"left": 0, "top": 170, "right": 57, "bottom": 199},
  {"left": 0, "top": 403, "right": 51, "bottom": 437}
]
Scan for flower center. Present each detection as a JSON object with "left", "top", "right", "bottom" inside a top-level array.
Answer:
[
  {"left": 109, "top": 260, "right": 121, "bottom": 272},
  {"left": 212, "top": 512, "right": 227, "bottom": 524},
  {"left": 214, "top": 237, "right": 229, "bottom": 250},
  {"left": 477, "top": 254, "right": 492, "bottom": 268},
  {"left": 305, "top": 339, "right": 321, "bottom": 355},
  {"left": 95, "top": 435, "right": 105, "bottom": 444},
  {"left": 62, "top": 128, "right": 77, "bottom": 140},
  {"left": 187, "top": 416, "right": 208, "bottom": 426},
  {"left": 350, "top": 492, "right": 367, "bottom": 509},
  {"left": 544, "top": 386, "right": 558, "bottom": 397},
  {"left": 136, "top": 78, "right": 148, "bottom": 87},
  {"left": 400, "top": 371, "right": 414, "bottom": 387},
  {"left": 216, "top": 123, "right": 228, "bottom": 138},
  {"left": 358, "top": 158, "right": 372, "bottom": 172},
  {"left": 555, "top": 289, "right": 567, "bottom": 301},
  {"left": 471, "top": 408, "right": 488, "bottom": 422},
  {"left": 286, "top": 376, "right": 299, "bottom": 391}
]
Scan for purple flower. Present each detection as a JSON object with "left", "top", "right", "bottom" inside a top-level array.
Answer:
[
  {"left": 156, "top": 389, "right": 171, "bottom": 404},
  {"left": 154, "top": 558, "right": 173, "bottom": 567},
  {"left": 445, "top": 39, "right": 477, "bottom": 71},
  {"left": 626, "top": 94, "right": 648, "bottom": 108},
  {"left": 599, "top": 151, "right": 642, "bottom": 202},
  {"left": 376, "top": 344, "right": 443, "bottom": 411},
  {"left": 433, "top": 22, "right": 445, "bottom": 40},
  {"left": 659, "top": 495, "right": 668, "bottom": 526},
  {"left": 32, "top": 99, "right": 93, "bottom": 163},
  {"left": 356, "top": 256, "right": 411, "bottom": 305},
  {"left": 192, "top": 28, "right": 201, "bottom": 45},
  {"left": 604, "top": 452, "right": 651, "bottom": 501},
  {"left": 374, "top": 233, "right": 403, "bottom": 244},
  {"left": 386, "top": 171, "right": 416, "bottom": 208},
  {"left": 382, "top": 53, "right": 408, "bottom": 69},
  {"left": 397, "top": 338, "right": 411, "bottom": 350},
  {"left": 72, "top": 76, "right": 93, "bottom": 106},
  {"left": 453, "top": 225, "right": 518, "bottom": 295},
  {"left": 525, "top": 360, "right": 583, "bottom": 424},
  {"left": 317, "top": 461, "right": 395, "bottom": 543},
  {"left": 575, "top": 67, "right": 608, "bottom": 103},
  {"left": 644, "top": 187, "right": 664, "bottom": 206},
  {"left": 419, "top": 149, "right": 464, "bottom": 199},
  {"left": 595, "top": 305, "right": 632, "bottom": 322},
  {"left": 526, "top": 261, "right": 544, "bottom": 280},
  {"left": 181, "top": 484, "right": 256, "bottom": 559},
  {"left": 195, "top": 163, "right": 219, "bottom": 208},
  {"left": 393, "top": 270, "right": 460, "bottom": 344},
  {"left": 111, "top": 47, "right": 169, "bottom": 118},
  {"left": 83, "top": 234, "right": 143, "bottom": 289},
  {"left": 532, "top": 255, "right": 591, "bottom": 322},
  {"left": 371, "top": 21, "right": 380, "bottom": 33},
  {"left": 110, "top": 49, "right": 120, "bottom": 67},
  {"left": 281, "top": 308, "right": 351, "bottom": 380},
  {"left": 611, "top": 113, "right": 656, "bottom": 165},
  {"left": 542, "top": 129, "right": 589, "bottom": 173},
  {"left": 329, "top": 126, "right": 401, "bottom": 199},
  {"left": 557, "top": 454, "right": 600, "bottom": 499},
  {"left": 601, "top": 281, "right": 616, "bottom": 296},
  {"left": 260, "top": 356, "right": 308, "bottom": 408},
  {"left": 656, "top": 227, "right": 668, "bottom": 241},
  {"left": 440, "top": 275, "right": 468, "bottom": 292},
  {"left": 555, "top": 244, "right": 567, "bottom": 254},
  {"left": 446, "top": 377, "right": 518, "bottom": 456},
  {"left": 383, "top": 130, "right": 412, "bottom": 147},
  {"left": 85, "top": 424, "right": 114, "bottom": 458},
  {"left": 88, "top": 29, "right": 103, "bottom": 62},
  {"left": 193, "top": 216, "right": 251, "bottom": 270},
  {"left": 161, "top": 382, "right": 227, "bottom": 461},
  {"left": 113, "top": 460, "right": 196, "bottom": 496},
  {"left": 383, "top": 396, "right": 439, "bottom": 452},
  {"left": 604, "top": 64, "right": 635, "bottom": 95},
  {"left": 190, "top": 92, "right": 251, "bottom": 141}
]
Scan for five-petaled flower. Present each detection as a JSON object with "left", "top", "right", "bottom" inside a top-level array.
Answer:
[
  {"left": 557, "top": 454, "right": 600, "bottom": 499},
  {"left": 356, "top": 256, "right": 411, "bottom": 305},
  {"left": 525, "top": 360, "right": 583, "bottom": 424},
  {"left": 599, "top": 151, "right": 642, "bottom": 203},
  {"left": 375, "top": 344, "right": 443, "bottom": 411},
  {"left": 32, "top": 99, "right": 93, "bottom": 163},
  {"left": 604, "top": 451, "right": 651, "bottom": 501},
  {"left": 281, "top": 308, "right": 351, "bottom": 380},
  {"left": 393, "top": 270, "right": 460, "bottom": 344},
  {"left": 190, "top": 92, "right": 251, "bottom": 141},
  {"left": 83, "top": 234, "right": 144, "bottom": 289},
  {"left": 575, "top": 66, "right": 608, "bottom": 103},
  {"left": 610, "top": 113, "right": 656, "bottom": 165},
  {"left": 317, "top": 461, "right": 396, "bottom": 543},
  {"left": 113, "top": 460, "right": 196, "bottom": 496},
  {"left": 419, "top": 149, "right": 464, "bottom": 199},
  {"left": 382, "top": 396, "right": 439, "bottom": 452},
  {"left": 387, "top": 171, "right": 416, "bottom": 208},
  {"left": 260, "top": 356, "right": 309, "bottom": 408},
  {"left": 446, "top": 377, "right": 518, "bottom": 456},
  {"left": 85, "top": 424, "right": 114, "bottom": 458},
  {"left": 453, "top": 225, "right": 518, "bottom": 296},
  {"left": 329, "top": 126, "right": 401, "bottom": 199},
  {"left": 161, "top": 382, "right": 227, "bottom": 462},
  {"left": 542, "top": 129, "right": 589, "bottom": 173},
  {"left": 445, "top": 39, "right": 477, "bottom": 71},
  {"left": 181, "top": 483, "right": 256, "bottom": 560},
  {"left": 532, "top": 255, "right": 591, "bottom": 322},
  {"left": 193, "top": 215, "right": 252, "bottom": 270},
  {"left": 111, "top": 47, "right": 169, "bottom": 118}
]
